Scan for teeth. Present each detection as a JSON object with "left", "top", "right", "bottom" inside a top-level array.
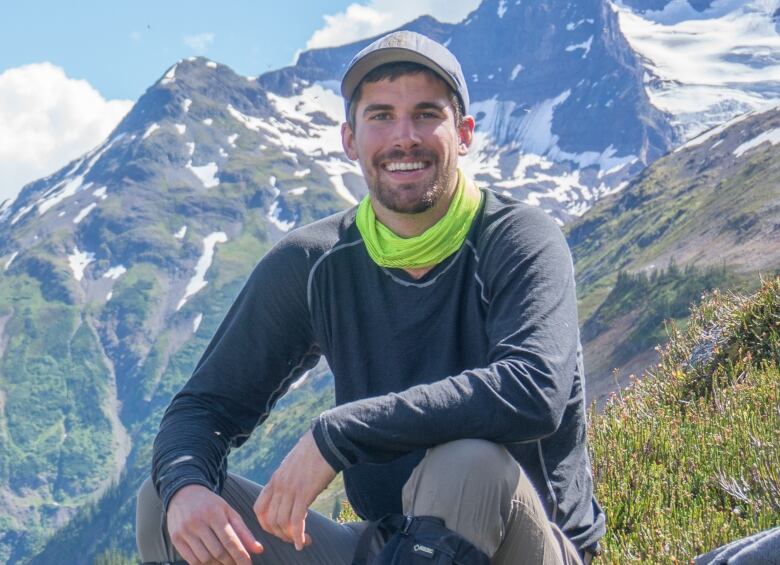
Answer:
[{"left": 385, "top": 161, "right": 426, "bottom": 172}]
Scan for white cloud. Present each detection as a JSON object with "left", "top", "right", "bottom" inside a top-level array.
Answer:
[
  {"left": 0, "top": 63, "right": 132, "bottom": 206},
  {"left": 183, "top": 32, "right": 216, "bottom": 51},
  {"left": 306, "top": 0, "right": 481, "bottom": 49}
]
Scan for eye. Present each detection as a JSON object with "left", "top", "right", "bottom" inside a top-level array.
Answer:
[{"left": 369, "top": 112, "right": 392, "bottom": 121}]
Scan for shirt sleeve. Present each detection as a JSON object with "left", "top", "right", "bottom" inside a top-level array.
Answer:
[
  {"left": 311, "top": 205, "right": 579, "bottom": 471},
  {"left": 151, "top": 237, "right": 319, "bottom": 510}
]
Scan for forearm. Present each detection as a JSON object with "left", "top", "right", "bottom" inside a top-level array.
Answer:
[
  {"left": 152, "top": 393, "right": 241, "bottom": 510},
  {"left": 312, "top": 352, "right": 575, "bottom": 471}
]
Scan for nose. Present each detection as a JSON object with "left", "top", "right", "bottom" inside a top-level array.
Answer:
[{"left": 391, "top": 115, "right": 421, "bottom": 150}]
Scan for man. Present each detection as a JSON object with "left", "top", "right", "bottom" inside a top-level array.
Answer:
[{"left": 137, "top": 31, "right": 605, "bottom": 564}]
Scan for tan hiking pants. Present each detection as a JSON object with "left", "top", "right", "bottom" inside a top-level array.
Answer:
[{"left": 137, "top": 439, "right": 584, "bottom": 564}]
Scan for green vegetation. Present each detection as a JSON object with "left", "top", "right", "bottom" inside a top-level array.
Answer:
[
  {"left": 589, "top": 277, "right": 779, "bottom": 562},
  {"left": 92, "top": 548, "right": 136, "bottom": 565},
  {"left": 0, "top": 273, "right": 115, "bottom": 561},
  {"left": 582, "top": 262, "right": 739, "bottom": 365}
]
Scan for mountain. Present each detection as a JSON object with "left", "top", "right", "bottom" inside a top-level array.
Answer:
[
  {"left": 261, "top": 0, "right": 676, "bottom": 223},
  {"left": 568, "top": 104, "right": 780, "bottom": 404},
  {"left": 613, "top": 0, "right": 780, "bottom": 141},
  {"left": 0, "top": 0, "right": 777, "bottom": 561},
  {"left": 0, "top": 54, "right": 357, "bottom": 562}
]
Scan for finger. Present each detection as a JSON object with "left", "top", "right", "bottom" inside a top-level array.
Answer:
[
  {"left": 256, "top": 488, "right": 288, "bottom": 543},
  {"left": 253, "top": 484, "right": 273, "bottom": 534},
  {"left": 227, "top": 508, "right": 264, "bottom": 555},
  {"left": 213, "top": 521, "right": 253, "bottom": 565},
  {"left": 186, "top": 535, "right": 214, "bottom": 564},
  {"left": 290, "top": 500, "right": 308, "bottom": 551},
  {"left": 198, "top": 525, "right": 235, "bottom": 565},
  {"left": 272, "top": 490, "right": 297, "bottom": 545},
  {"left": 172, "top": 537, "right": 199, "bottom": 565}
]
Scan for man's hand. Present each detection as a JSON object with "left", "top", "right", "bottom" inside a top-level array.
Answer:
[
  {"left": 254, "top": 429, "right": 337, "bottom": 550},
  {"left": 167, "top": 484, "right": 263, "bottom": 565}
]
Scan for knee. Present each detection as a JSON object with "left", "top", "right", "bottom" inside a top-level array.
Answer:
[
  {"left": 403, "top": 439, "right": 522, "bottom": 514},
  {"left": 136, "top": 477, "right": 165, "bottom": 555},
  {"left": 137, "top": 476, "right": 161, "bottom": 515},
  {"left": 423, "top": 439, "right": 518, "bottom": 488}
]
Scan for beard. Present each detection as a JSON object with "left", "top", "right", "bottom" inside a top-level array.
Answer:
[{"left": 368, "top": 148, "right": 454, "bottom": 214}]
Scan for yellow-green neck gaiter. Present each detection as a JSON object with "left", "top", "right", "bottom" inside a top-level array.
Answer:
[{"left": 355, "top": 170, "right": 482, "bottom": 269}]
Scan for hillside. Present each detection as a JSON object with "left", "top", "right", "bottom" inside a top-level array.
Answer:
[
  {"left": 569, "top": 105, "right": 780, "bottom": 404},
  {"left": 589, "top": 277, "right": 779, "bottom": 562}
]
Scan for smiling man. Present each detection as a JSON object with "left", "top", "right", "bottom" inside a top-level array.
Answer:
[{"left": 137, "top": 31, "right": 605, "bottom": 565}]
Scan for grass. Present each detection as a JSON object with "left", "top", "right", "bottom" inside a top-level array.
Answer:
[{"left": 589, "top": 277, "right": 779, "bottom": 562}]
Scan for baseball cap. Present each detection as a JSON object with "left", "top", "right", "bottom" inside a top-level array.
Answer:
[{"left": 341, "top": 31, "right": 469, "bottom": 118}]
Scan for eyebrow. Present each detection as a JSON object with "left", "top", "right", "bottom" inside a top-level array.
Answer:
[{"left": 362, "top": 101, "right": 448, "bottom": 116}]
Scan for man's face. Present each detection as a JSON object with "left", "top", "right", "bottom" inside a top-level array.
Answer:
[{"left": 341, "top": 72, "right": 474, "bottom": 215}]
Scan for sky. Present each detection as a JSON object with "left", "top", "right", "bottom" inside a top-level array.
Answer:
[{"left": 0, "top": 0, "right": 481, "bottom": 205}]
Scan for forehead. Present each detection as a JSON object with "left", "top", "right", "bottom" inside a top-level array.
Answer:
[{"left": 357, "top": 72, "right": 453, "bottom": 109}]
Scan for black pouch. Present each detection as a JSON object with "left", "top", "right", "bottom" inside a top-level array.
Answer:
[{"left": 352, "top": 514, "right": 490, "bottom": 565}]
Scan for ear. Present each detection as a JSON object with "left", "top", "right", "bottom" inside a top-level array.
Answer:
[
  {"left": 341, "top": 122, "right": 359, "bottom": 160},
  {"left": 457, "top": 115, "right": 475, "bottom": 156}
]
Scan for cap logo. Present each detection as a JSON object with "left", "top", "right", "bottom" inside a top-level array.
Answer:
[{"left": 384, "top": 36, "right": 407, "bottom": 48}]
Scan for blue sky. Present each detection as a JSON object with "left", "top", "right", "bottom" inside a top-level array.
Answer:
[
  {"left": 0, "top": 0, "right": 482, "bottom": 204},
  {"left": 1, "top": 0, "right": 360, "bottom": 101}
]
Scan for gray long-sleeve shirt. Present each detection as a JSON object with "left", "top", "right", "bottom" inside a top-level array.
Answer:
[{"left": 152, "top": 188, "right": 606, "bottom": 552}]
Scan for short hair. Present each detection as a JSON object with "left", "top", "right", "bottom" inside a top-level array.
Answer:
[{"left": 346, "top": 61, "right": 464, "bottom": 131}]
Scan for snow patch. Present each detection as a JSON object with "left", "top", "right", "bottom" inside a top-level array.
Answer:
[
  {"left": 230, "top": 86, "right": 345, "bottom": 156},
  {"left": 565, "top": 36, "right": 593, "bottom": 58},
  {"left": 175, "top": 124, "right": 186, "bottom": 135},
  {"left": 73, "top": 202, "right": 97, "bottom": 224},
  {"left": 106, "top": 291, "right": 113, "bottom": 301},
  {"left": 174, "top": 225, "right": 188, "bottom": 239},
  {"left": 161, "top": 64, "right": 177, "bottom": 85},
  {"left": 202, "top": 118, "right": 213, "bottom": 126},
  {"left": 177, "top": 232, "right": 228, "bottom": 311},
  {"left": 267, "top": 201, "right": 296, "bottom": 232},
  {"left": 68, "top": 247, "right": 95, "bottom": 281},
  {"left": 17, "top": 135, "right": 122, "bottom": 224},
  {"left": 498, "top": 0, "right": 508, "bottom": 18},
  {"left": 319, "top": 159, "right": 361, "bottom": 205},
  {"left": 733, "top": 126, "right": 780, "bottom": 157},
  {"left": 510, "top": 64, "right": 524, "bottom": 80},
  {"left": 143, "top": 123, "right": 160, "bottom": 140},
  {"left": 93, "top": 186, "right": 108, "bottom": 199},
  {"left": 294, "top": 168, "right": 311, "bottom": 178},
  {"left": 288, "top": 186, "right": 308, "bottom": 196},
  {"left": 206, "top": 61, "right": 217, "bottom": 69},
  {"left": 227, "top": 133, "right": 239, "bottom": 147},
  {"left": 289, "top": 369, "right": 312, "bottom": 391},
  {"left": 186, "top": 142, "right": 196, "bottom": 157},
  {"left": 4, "top": 251, "right": 19, "bottom": 271},
  {"left": 103, "top": 265, "right": 127, "bottom": 280},
  {"left": 219, "top": 147, "right": 228, "bottom": 158},
  {"left": 193, "top": 313, "right": 203, "bottom": 333},
  {"left": 187, "top": 161, "right": 220, "bottom": 188},
  {"left": 183, "top": 98, "right": 192, "bottom": 113}
]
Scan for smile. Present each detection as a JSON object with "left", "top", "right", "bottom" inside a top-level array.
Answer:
[{"left": 383, "top": 161, "right": 429, "bottom": 172}]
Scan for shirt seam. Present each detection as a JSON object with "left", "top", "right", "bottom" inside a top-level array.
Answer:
[{"left": 307, "top": 239, "right": 365, "bottom": 313}]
